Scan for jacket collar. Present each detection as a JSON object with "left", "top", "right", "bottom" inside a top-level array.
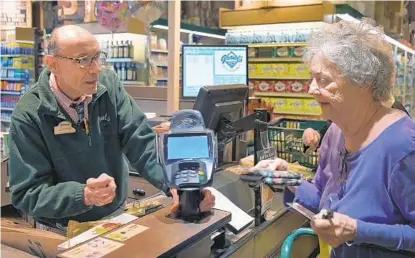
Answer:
[{"left": 36, "top": 67, "right": 107, "bottom": 118}]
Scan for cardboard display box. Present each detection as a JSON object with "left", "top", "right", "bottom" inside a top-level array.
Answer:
[{"left": 1, "top": 217, "right": 68, "bottom": 258}]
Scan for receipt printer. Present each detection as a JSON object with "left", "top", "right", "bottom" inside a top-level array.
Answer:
[{"left": 157, "top": 110, "right": 217, "bottom": 221}]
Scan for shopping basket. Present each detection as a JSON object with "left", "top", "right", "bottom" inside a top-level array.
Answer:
[{"left": 268, "top": 118, "right": 328, "bottom": 170}]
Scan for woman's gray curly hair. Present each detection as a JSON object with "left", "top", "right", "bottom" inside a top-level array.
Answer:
[{"left": 303, "top": 18, "right": 395, "bottom": 102}]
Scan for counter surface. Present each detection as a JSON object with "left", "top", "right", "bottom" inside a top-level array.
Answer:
[{"left": 79, "top": 206, "right": 231, "bottom": 258}]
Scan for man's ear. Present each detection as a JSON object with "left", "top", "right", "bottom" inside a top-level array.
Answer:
[{"left": 44, "top": 55, "right": 57, "bottom": 73}]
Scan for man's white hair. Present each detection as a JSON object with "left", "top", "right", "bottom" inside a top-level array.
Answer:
[{"left": 303, "top": 18, "right": 395, "bottom": 102}]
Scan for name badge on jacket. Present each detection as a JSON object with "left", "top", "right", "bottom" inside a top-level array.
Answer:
[{"left": 54, "top": 121, "right": 76, "bottom": 135}]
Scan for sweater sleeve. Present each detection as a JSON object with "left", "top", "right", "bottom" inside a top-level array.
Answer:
[
  {"left": 112, "top": 72, "right": 169, "bottom": 194},
  {"left": 9, "top": 112, "right": 92, "bottom": 219},
  {"left": 354, "top": 150, "right": 415, "bottom": 252},
  {"left": 284, "top": 124, "right": 334, "bottom": 213}
]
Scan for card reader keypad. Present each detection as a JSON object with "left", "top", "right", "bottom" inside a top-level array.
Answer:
[{"left": 175, "top": 169, "right": 204, "bottom": 185}]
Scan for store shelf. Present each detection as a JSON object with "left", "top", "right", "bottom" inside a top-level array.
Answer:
[
  {"left": 1, "top": 107, "right": 15, "bottom": 111},
  {"left": 106, "top": 58, "right": 137, "bottom": 63},
  {"left": 156, "top": 78, "right": 168, "bottom": 81},
  {"left": 254, "top": 92, "right": 312, "bottom": 98},
  {"left": 1, "top": 67, "right": 34, "bottom": 70},
  {"left": 249, "top": 57, "right": 303, "bottom": 63},
  {"left": 1, "top": 40, "right": 35, "bottom": 44},
  {"left": 1, "top": 91, "right": 22, "bottom": 95},
  {"left": 151, "top": 49, "right": 168, "bottom": 54},
  {"left": 250, "top": 76, "right": 310, "bottom": 80},
  {"left": 122, "top": 81, "right": 146, "bottom": 86},
  {"left": 248, "top": 43, "right": 307, "bottom": 48},
  {"left": 274, "top": 111, "right": 321, "bottom": 116},
  {"left": 0, "top": 78, "right": 26, "bottom": 81},
  {"left": 0, "top": 55, "right": 34, "bottom": 58}
]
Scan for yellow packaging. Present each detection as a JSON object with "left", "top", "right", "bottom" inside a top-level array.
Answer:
[
  {"left": 273, "top": 98, "right": 289, "bottom": 113},
  {"left": 289, "top": 64, "right": 311, "bottom": 78},
  {"left": 273, "top": 64, "right": 290, "bottom": 77},
  {"left": 303, "top": 99, "right": 322, "bottom": 115},
  {"left": 260, "top": 64, "right": 274, "bottom": 77},
  {"left": 286, "top": 98, "right": 305, "bottom": 113},
  {"left": 248, "top": 64, "right": 258, "bottom": 77}
]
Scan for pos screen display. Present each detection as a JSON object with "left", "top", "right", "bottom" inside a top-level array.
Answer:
[
  {"left": 182, "top": 45, "right": 248, "bottom": 98},
  {"left": 167, "top": 135, "right": 210, "bottom": 160}
]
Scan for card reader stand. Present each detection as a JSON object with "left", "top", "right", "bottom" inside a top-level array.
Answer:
[
  {"left": 217, "top": 108, "right": 270, "bottom": 226},
  {"left": 166, "top": 161, "right": 212, "bottom": 222},
  {"left": 166, "top": 190, "right": 212, "bottom": 223}
]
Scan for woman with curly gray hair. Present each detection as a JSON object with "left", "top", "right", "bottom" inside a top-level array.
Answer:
[{"left": 254, "top": 19, "right": 415, "bottom": 257}]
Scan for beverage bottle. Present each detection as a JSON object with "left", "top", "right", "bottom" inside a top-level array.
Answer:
[
  {"left": 129, "top": 41, "right": 134, "bottom": 58},
  {"left": 118, "top": 40, "right": 124, "bottom": 58}
]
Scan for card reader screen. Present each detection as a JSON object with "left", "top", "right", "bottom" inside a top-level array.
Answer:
[{"left": 168, "top": 135, "right": 209, "bottom": 160}]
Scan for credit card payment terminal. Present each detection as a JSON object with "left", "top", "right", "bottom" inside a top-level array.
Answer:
[{"left": 157, "top": 110, "right": 217, "bottom": 221}]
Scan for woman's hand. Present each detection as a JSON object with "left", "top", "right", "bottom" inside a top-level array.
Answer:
[
  {"left": 302, "top": 128, "right": 321, "bottom": 150},
  {"left": 249, "top": 159, "right": 300, "bottom": 191},
  {"left": 311, "top": 210, "right": 357, "bottom": 248},
  {"left": 249, "top": 158, "right": 288, "bottom": 172}
]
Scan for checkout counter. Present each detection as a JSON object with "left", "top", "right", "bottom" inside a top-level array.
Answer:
[
  {"left": 126, "top": 172, "right": 318, "bottom": 258},
  {"left": 123, "top": 85, "right": 318, "bottom": 257}
]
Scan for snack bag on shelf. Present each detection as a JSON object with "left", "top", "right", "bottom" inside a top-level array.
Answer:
[
  {"left": 273, "top": 98, "right": 289, "bottom": 113},
  {"left": 249, "top": 64, "right": 258, "bottom": 77},
  {"left": 288, "top": 80, "right": 309, "bottom": 94},
  {"left": 273, "top": 81, "right": 288, "bottom": 93},
  {"left": 286, "top": 99, "right": 305, "bottom": 113},
  {"left": 289, "top": 64, "right": 310, "bottom": 78},
  {"left": 273, "top": 64, "right": 290, "bottom": 77},
  {"left": 290, "top": 46, "right": 306, "bottom": 57},
  {"left": 303, "top": 99, "right": 322, "bottom": 115},
  {"left": 248, "top": 47, "right": 257, "bottom": 58},
  {"left": 261, "top": 64, "right": 274, "bottom": 77},
  {"left": 274, "top": 46, "right": 290, "bottom": 57},
  {"left": 257, "top": 80, "right": 272, "bottom": 92}
]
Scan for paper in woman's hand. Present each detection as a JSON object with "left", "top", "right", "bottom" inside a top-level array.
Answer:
[{"left": 287, "top": 202, "right": 316, "bottom": 220}]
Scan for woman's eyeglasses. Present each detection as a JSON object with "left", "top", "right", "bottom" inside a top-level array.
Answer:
[{"left": 54, "top": 52, "right": 107, "bottom": 69}]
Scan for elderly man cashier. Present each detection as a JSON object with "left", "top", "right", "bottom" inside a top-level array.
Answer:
[{"left": 8, "top": 25, "right": 214, "bottom": 234}]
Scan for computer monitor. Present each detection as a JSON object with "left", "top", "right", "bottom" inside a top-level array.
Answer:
[
  {"left": 193, "top": 84, "right": 249, "bottom": 160},
  {"left": 182, "top": 45, "right": 248, "bottom": 99}
]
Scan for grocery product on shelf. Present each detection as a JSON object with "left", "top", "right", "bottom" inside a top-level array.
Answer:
[
  {"left": 1, "top": 41, "right": 35, "bottom": 131},
  {"left": 112, "top": 62, "right": 138, "bottom": 82},
  {"left": 1, "top": 81, "right": 26, "bottom": 92},
  {"left": 103, "top": 40, "right": 134, "bottom": 59},
  {"left": 0, "top": 42, "right": 34, "bottom": 55},
  {"left": 249, "top": 63, "right": 310, "bottom": 79},
  {"left": 1, "top": 95, "right": 20, "bottom": 109}
]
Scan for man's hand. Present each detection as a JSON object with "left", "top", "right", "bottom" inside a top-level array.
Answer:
[
  {"left": 84, "top": 173, "right": 117, "bottom": 206},
  {"left": 170, "top": 189, "right": 216, "bottom": 216},
  {"left": 311, "top": 210, "right": 357, "bottom": 248},
  {"left": 302, "top": 128, "right": 321, "bottom": 150}
]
